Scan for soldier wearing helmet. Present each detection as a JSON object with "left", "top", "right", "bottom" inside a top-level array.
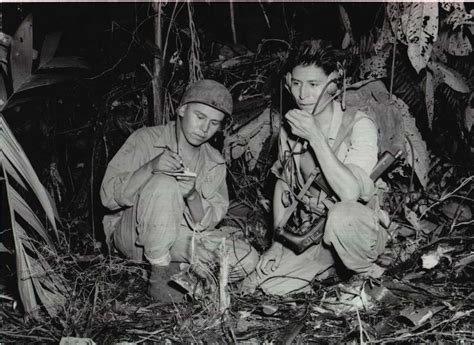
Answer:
[{"left": 100, "top": 80, "right": 258, "bottom": 301}]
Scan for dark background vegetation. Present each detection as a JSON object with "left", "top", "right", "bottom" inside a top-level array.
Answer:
[
  {"left": 0, "top": 2, "right": 385, "bottom": 233},
  {"left": 1, "top": 0, "right": 472, "bottom": 262},
  {"left": 0, "top": 3, "right": 472, "bottom": 342}
]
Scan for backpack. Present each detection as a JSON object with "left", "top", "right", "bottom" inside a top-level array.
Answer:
[{"left": 337, "top": 80, "right": 406, "bottom": 159}]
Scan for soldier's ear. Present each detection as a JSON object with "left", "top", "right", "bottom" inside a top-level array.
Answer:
[
  {"left": 284, "top": 72, "right": 292, "bottom": 92},
  {"left": 177, "top": 104, "right": 186, "bottom": 117},
  {"left": 326, "top": 71, "right": 340, "bottom": 95}
]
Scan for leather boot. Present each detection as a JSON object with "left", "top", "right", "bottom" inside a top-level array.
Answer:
[{"left": 148, "top": 263, "right": 185, "bottom": 303}]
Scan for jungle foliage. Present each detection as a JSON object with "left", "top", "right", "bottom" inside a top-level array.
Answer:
[{"left": 0, "top": 2, "right": 472, "bottom": 343}]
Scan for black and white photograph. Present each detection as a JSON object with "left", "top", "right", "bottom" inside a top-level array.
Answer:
[{"left": 0, "top": 1, "right": 473, "bottom": 343}]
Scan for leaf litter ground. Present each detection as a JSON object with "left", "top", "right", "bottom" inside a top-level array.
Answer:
[{"left": 0, "top": 194, "right": 472, "bottom": 344}]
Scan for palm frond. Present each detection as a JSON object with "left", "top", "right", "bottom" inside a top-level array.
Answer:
[{"left": 0, "top": 115, "right": 66, "bottom": 320}]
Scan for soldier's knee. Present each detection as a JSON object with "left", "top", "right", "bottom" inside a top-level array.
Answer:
[
  {"left": 324, "top": 201, "right": 359, "bottom": 244},
  {"left": 139, "top": 174, "right": 180, "bottom": 201},
  {"left": 230, "top": 244, "right": 259, "bottom": 281},
  {"left": 244, "top": 246, "right": 259, "bottom": 272}
]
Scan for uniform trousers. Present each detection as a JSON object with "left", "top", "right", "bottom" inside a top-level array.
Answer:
[
  {"left": 112, "top": 174, "right": 259, "bottom": 282},
  {"left": 242, "top": 201, "right": 388, "bottom": 295}
]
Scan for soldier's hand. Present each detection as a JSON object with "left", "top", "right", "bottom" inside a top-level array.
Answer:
[
  {"left": 150, "top": 149, "right": 183, "bottom": 173},
  {"left": 257, "top": 241, "right": 284, "bottom": 277},
  {"left": 285, "top": 109, "right": 323, "bottom": 142}
]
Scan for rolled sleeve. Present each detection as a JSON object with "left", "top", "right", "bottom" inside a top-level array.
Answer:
[
  {"left": 343, "top": 116, "right": 378, "bottom": 201},
  {"left": 346, "top": 164, "right": 374, "bottom": 201},
  {"left": 101, "top": 170, "right": 136, "bottom": 209}
]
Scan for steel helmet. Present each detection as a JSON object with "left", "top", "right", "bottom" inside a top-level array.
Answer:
[{"left": 179, "top": 79, "right": 233, "bottom": 116}]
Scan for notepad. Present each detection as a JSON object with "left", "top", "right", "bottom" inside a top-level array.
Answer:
[{"left": 155, "top": 169, "right": 197, "bottom": 178}]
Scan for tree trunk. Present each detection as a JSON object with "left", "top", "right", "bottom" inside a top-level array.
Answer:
[{"left": 152, "top": 2, "right": 163, "bottom": 125}]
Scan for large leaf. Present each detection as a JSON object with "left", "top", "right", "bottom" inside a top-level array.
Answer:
[
  {"left": 0, "top": 116, "right": 58, "bottom": 233},
  {"left": 387, "top": 3, "right": 440, "bottom": 72},
  {"left": 9, "top": 217, "right": 67, "bottom": 318},
  {"left": 2, "top": 71, "right": 84, "bottom": 111},
  {"left": 39, "top": 31, "right": 62, "bottom": 68},
  {"left": 394, "top": 96, "right": 431, "bottom": 187},
  {"left": 14, "top": 72, "right": 78, "bottom": 94},
  {"left": 1, "top": 17, "right": 88, "bottom": 112},
  {"left": 374, "top": 16, "right": 396, "bottom": 55},
  {"left": 447, "top": 30, "right": 472, "bottom": 56},
  {"left": 465, "top": 93, "right": 474, "bottom": 132},
  {"left": 427, "top": 61, "right": 470, "bottom": 93},
  {"left": 405, "top": 3, "right": 439, "bottom": 73},
  {"left": 431, "top": 30, "right": 449, "bottom": 63},
  {"left": 359, "top": 55, "right": 388, "bottom": 80},
  {"left": 338, "top": 4, "right": 353, "bottom": 49},
  {"left": 37, "top": 56, "right": 90, "bottom": 71},
  {"left": 0, "top": 33, "right": 11, "bottom": 107},
  {"left": 8, "top": 186, "right": 54, "bottom": 246},
  {"left": 0, "top": 115, "right": 66, "bottom": 319},
  {"left": 387, "top": 3, "right": 408, "bottom": 45},
  {"left": 425, "top": 71, "right": 435, "bottom": 129},
  {"left": 0, "top": 72, "right": 7, "bottom": 109},
  {"left": 10, "top": 14, "right": 33, "bottom": 92},
  {"left": 441, "top": 2, "right": 465, "bottom": 12},
  {"left": 445, "top": 7, "right": 473, "bottom": 30},
  {"left": 0, "top": 32, "right": 11, "bottom": 76}
]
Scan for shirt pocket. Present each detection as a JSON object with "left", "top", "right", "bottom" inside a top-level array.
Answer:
[{"left": 199, "top": 174, "right": 215, "bottom": 199}]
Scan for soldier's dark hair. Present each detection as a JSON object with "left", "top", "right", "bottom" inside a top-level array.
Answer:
[{"left": 284, "top": 39, "right": 346, "bottom": 76}]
